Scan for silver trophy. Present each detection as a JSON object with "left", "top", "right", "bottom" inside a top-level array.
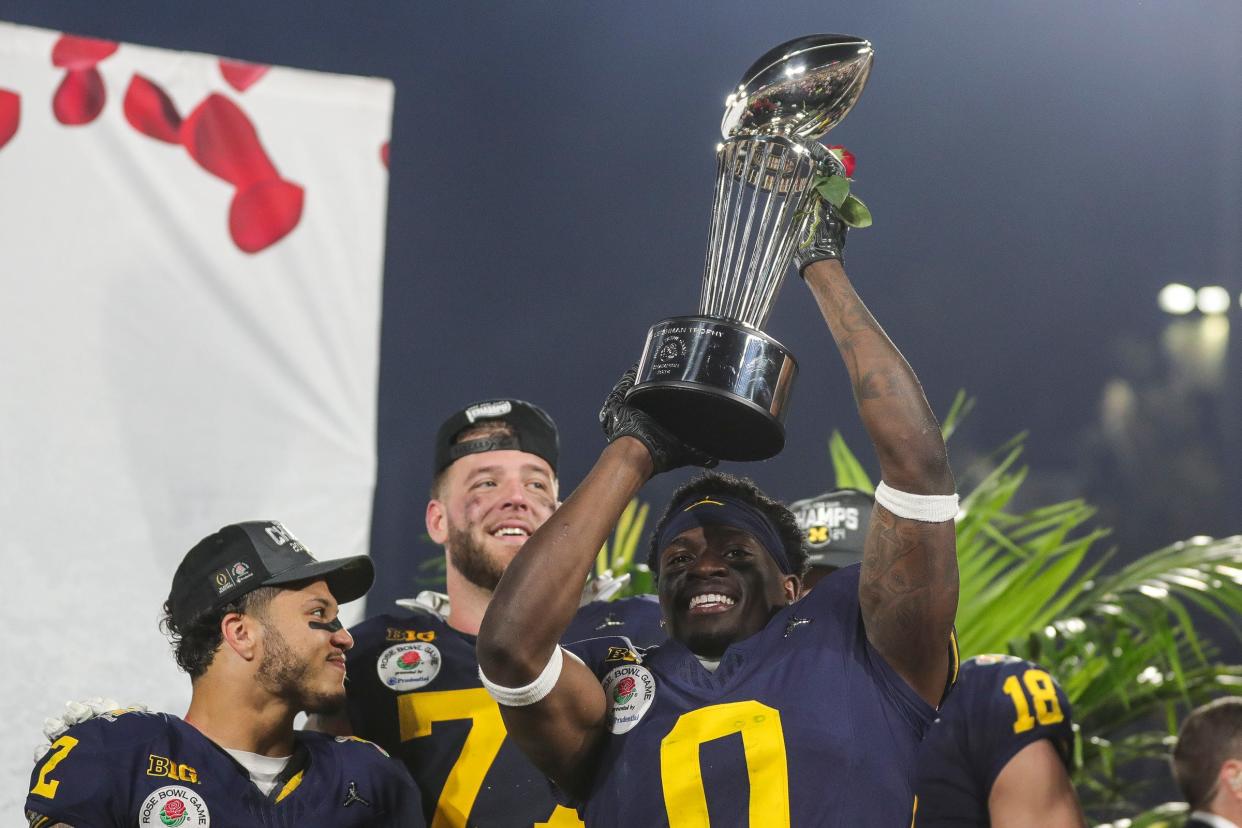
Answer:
[{"left": 627, "top": 34, "right": 874, "bottom": 461}]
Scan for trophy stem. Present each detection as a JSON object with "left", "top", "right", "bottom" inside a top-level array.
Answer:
[
  {"left": 720, "top": 138, "right": 757, "bottom": 317},
  {"left": 728, "top": 139, "right": 774, "bottom": 319},
  {"left": 739, "top": 144, "right": 796, "bottom": 324},
  {"left": 769, "top": 218, "right": 807, "bottom": 318},
  {"left": 704, "top": 144, "right": 732, "bottom": 315},
  {"left": 714, "top": 143, "right": 741, "bottom": 312},
  {"left": 699, "top": 148, "right": 732, "bottom": 317},
  {"left": 698, "top": 135, "right": 821, "bottom": 329},
  {"left": 752, "top": 207, "right": 805, "bottom": 328},
  {"left": 737, "top": 141, "right": 781, "bottom": 322}
]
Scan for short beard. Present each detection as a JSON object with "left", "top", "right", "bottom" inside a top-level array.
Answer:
[
  {"left": 256, "top": 621, "right": 344, "bottom": 715},
  {"left": 447, "top": 525, "right": 506, "bottom": 592}
]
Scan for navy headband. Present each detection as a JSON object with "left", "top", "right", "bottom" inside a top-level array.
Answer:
[{"left": 656, "top": 495, "right": 794, "bottom": 575}]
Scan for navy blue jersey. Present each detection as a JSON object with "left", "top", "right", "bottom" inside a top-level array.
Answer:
[
  {"left": 563, "top": 595, "right": 665, "bottom": 648},
  {"left": 564, "top": 565, "right": 946, "bottom": 827},
  {"left": 351, "top": 603, "right": 647, "bottom": 827},
  {"left": 25, "top": 709, "right": 423, "bottom": 827},
  {"left": 915, "top": 655, "right": 1074, "bottom": 827}
]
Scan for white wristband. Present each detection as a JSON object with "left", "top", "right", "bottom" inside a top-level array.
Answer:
[
  {"left": 478, "top": 646, "right": 583, "bottom": 707},
  {"left": 874, "top": 480, "right": 959, "bottom": 523}
]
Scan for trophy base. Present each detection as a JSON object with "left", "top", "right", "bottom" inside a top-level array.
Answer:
[{"left": 627, "top": 316, "right": 797, "bottom": 462}]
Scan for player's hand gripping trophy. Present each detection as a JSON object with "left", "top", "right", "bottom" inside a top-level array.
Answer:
[{"left": 626, "top": 35, "right": 874, "bottom": 461}]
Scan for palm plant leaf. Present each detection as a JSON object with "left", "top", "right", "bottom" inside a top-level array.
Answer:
[
  {"left": 938, "top": 389, "right": 975, "bottom": 444},
  {"left": 828, "top": 430, "right": 873, "bottom": 493},
  {"left": 596, "top": 498, "right": 648, "bottom": 575},
  {"left": 595, "top": 497, "right": 652, "bottom": 597},
  {"left": 1067, "top": 535, "right": 1242, "bottom": 644},
  {"left": 949, "top": 437, "right": 1112, "bottom": 655},
  {"left": 821, "top": 407, "right": 1242, "bottom": 819}
]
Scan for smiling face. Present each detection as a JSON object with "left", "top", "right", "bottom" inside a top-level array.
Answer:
[
  {"left": 253, "top": 579, "right": 354, "bottom": 714},
  {"left": 427, "top": 449, "right": 558, "bottom": 591},
  {"left": 657, "top": 524, "right": 798, "bottom": 659}
]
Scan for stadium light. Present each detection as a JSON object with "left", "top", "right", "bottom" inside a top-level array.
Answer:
[
  {"left": 1197, "top": 285, "right": 1231, "bottom": 314},
  {"left": 1158, "top": 283, "right": 1196, "bottom": 315}
]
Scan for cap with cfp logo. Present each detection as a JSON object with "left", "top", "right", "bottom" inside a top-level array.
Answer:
[{"left": 167, "top": 521, "right": 374, "bottom": 628}]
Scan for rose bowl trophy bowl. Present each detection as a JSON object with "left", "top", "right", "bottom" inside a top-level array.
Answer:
[{"left": 627, "top": 34, "right": 874, "bottom": 461}]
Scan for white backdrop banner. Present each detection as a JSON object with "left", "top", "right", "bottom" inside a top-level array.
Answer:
[{"left": 0, "top": 21, "right": 392, "bottom": 808}]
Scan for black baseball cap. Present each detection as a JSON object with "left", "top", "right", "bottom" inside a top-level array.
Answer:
[
  {"left": 787, "top": 488, "right": 873, "bottom": 569},
  {"left": 167, "top": 521, "right": 375, "bottom": 629},
  {"left": 433, "top": 399, "right": 559, "bottom": 476}
]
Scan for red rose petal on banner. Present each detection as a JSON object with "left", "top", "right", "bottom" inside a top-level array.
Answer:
[
  {"left": 0, "top": 89, "right": 20, "bottom": 150},
  {"left": 52, "top": 35, "right": 118, "bottom": 70},
  {"left": 123, "top": 75, "right": 182, "bottom": 143},
  {"left": 219, "top": 59, "right": 270, "bottom": 92},
  {"left": 53, "top": 69, "right": 107, "bottom": 125},
  {"left": 229, "top": 178, "right": 304, "bottom": 253},
  {"left": 827, "top": 144, "right": 856, "bottom": 178},
  {"left": 381, "top": 141, "right": 389, "bottom": 168},
  {"left": 181, "top": 93, "right": 279, "bottom": 188}
]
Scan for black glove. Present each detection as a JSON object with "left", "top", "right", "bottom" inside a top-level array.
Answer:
[
  {"left": 792, "top": 206, "right": 847, "bottom": 276},
  {"left": 599, "top": 367, "right": 718, "bottom": 476},
  {"left": 792, "top": 151, "right": 849, "bottom": 276}
]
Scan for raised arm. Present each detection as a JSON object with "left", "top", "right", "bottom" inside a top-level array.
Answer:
[
  {"left": 476, "top": 373, "right": 712, "bottom": 797},
  {"left": 797, "top": 211, "right": 958, "bottom": 707}
]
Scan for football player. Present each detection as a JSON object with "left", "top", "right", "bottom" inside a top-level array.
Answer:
[
  {"left": 1172, "top": 697, "right": 1242, "bottom": 828},
  {"left": 26, "top": 521, "right": 424, "bottom": 828},
  {"left": 313, "top": 400, "right": 661, "bottom": 827},
  {"left": 915, "top": 654, "right": 1083, "bottom": 827},
  {"left": 477, "top": 200, "right": 962, "bottom": 825}
]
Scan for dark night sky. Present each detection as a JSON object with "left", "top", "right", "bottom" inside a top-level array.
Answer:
[{"left": 6, "top": 1, "right": 1239, "bottom": 612}]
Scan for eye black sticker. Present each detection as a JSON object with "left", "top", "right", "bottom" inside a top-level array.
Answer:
[{"left": 310, "top": 617, "right": 343, "bottom": 633}]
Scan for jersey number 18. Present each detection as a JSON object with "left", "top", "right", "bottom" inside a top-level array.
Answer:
[{"left": 1001, "top": 669, "right": 1064, "bottom": 733}]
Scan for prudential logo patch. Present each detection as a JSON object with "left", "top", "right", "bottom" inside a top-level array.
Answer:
[
  {"left": 602, "top": 665, "right": 655, "bottom": 734},
  {"left": 376, "top": 642, "right": 441, "bottom": 691}
]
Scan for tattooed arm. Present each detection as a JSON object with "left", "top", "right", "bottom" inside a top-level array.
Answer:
[{"left": 804, "top": 259, "right": 958, "bottom": 707}]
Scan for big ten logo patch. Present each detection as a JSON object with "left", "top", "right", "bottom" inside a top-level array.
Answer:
[
  {"left": 602, "top": 664, "right": 656, "bottom": 734},
  {"left": 386, "top": 628, "right": 436, "bottom": 643},
  {"left": 605, "top": 646, "right": 638, "bottom": 663},
  {"left": 376, "top": 642, "right": 442, "bottom": 691},
  {"left": 138, "top": 786, "right": 210, "bottom": 826},
  {"left": 147, "top": 754, "right": 198, "bottom": 783}
]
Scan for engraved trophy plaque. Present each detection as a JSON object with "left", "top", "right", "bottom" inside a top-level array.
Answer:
[{"left": 628, "top": 34, "right": 873, "bottom": 461}]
